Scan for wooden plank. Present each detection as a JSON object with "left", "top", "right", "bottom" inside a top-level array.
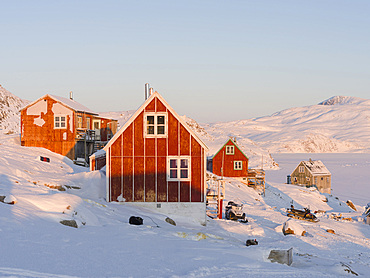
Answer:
[
  {"left": 123, "top": 124, "right": 133, "bottom": 157},
  {"left": 157, "top": 156, "right": 167, "bottom": 202},
  {"left": 180, "top": 181, "right": 190, "bottom": 202},
  {"left": 191, "top": 137, "right": 202, "bottom": 202},
  {"left": 180, "top": 124, "right": 190, "bottom": 156},
  {"left": 110, "top": 156, "right": 122, "bottom": 202},
  {"left": 168, "top": 112, "right": 178, "bottom": 156},
  {"left": 111, "top": 133, "right": 122, "bottom": 157},
  {"left": 168, "top": 181, "right": 178, "bottom": 202},
  {"left": 134, "top": 157, "right": 144, "bottom": 202},
  {"left": 123, "top": 157, "right": 133, "bottom": 202},
  {"left": 145, "top": 98, "right": 156, "bottom": 112},
  {"left": 157, "top": 138, "right": 166, "bottom": 157},
  {"left": 156, "top": 98, "right": 167, "bottom": 112},
  {"left": 145, "top": 138, "right": 155, "bottom": 157},
  {"left": 145, "top": 157, "right": 156, "bottom": 202},
  {"left": 134, "top": 112, "right": 144, "bottom": 157}
]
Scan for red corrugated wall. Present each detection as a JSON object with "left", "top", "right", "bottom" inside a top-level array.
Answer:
[{"left": 108, "top": 96, "right": 204, "bottom": 203}]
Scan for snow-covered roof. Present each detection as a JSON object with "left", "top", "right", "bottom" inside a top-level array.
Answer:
[
  {"left": 302, "top": 160, "right": 331, "bottom": 176},
  {"left": 48, "top": 94, "right": 97, "bottom": 115},
  {"left": 20, "top": 94, "right": 98, "bottom": 115}
]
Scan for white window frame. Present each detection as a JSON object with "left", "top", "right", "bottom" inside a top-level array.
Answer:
[
  {"left": 234, "top": 160, "right": 242, "bottom": 170},
  {"left": 54, "top": 114, "right": 67, "bottom": 129},
  {"left": 144, "top": 112, "right": 167, "bottom": 137},
  {"left": 225, "top": 145, "right": 234, "bottom": 155},
  {"left": 77, "top": 115, "right": 83, "bottom": 129},
  {"left": 299, "top": 166, "right": 304, "bottom": 173},
  {"left": 167, "top": 156, "right": 191, "bottom": 181}
]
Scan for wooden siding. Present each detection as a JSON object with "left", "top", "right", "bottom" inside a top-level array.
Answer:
[
  {"left": 107, "top": 95, "right": 206, "bottom": 203},
  {"left": 291, "top": 162, "right": 331, "bottom": 193},
  {"left": 212, "top": 140, "right": 249, "bottom": 178}
]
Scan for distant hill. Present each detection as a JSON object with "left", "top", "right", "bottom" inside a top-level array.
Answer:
[{"left": 0, "top": 85, "right": 28, "bottom": 133}]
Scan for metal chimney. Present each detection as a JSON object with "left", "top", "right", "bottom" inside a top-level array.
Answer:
[
  {"left": 69, "top": 91, "right": 73, "bottom": 100},
  {"left": 149, "top": 87, "right": 153, "bottom": 95},
  {"left": 145, "top": 83, "right": 150, "bottom": 100}
]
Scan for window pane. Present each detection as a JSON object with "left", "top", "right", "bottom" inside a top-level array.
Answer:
[
  {"left": 170, "top": 169, "right": 177, "bottom": 178},
  {"left": 170, "top": 159, "right": 177, "bottom": 169},
  {"left": 180, "top": 169, "right": 188, "bottom": 178},
  {"left": 61, "top": 116, "right": 65, "bottom": 121},
  {"left": 157, "top": 116, "right": 165, "bottom": 124},
  {"left": 55, "top": 122, "right": 60, "bottom": 127},
  {"left": 180, "top": 159, "right": 188, "bottom": 168},
  {"left": 147, "top": 116, "right": 154, "bottom": 125},
  {"left": 55, "top": 116, "right": 60, "bottom": 122},
  {"left": 157, "top": 126, "right": 165, "bottom": 134},
  {"left": 61, "top": 122, "right": 66, "bottom": 128},
  {"left": 147, "top": 126, "right": 154, "bottom": 134}
]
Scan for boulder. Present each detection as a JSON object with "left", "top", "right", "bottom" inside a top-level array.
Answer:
[
  {"left": 60, "top": 220, "right": 78, "bottom": 228},
  {"left": 165, "top": 217, "right": 176, "bottom": 226},
  {"left": 0, "top": 195, "right": 17, "bottom": 205},
  {"left": 283, "top": 219, "right": 306, "bottom": 236},
  {"left": 326, "top": 229, "right": 335, "bottom": 234}
]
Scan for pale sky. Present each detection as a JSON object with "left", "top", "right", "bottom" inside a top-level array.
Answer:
[{"left": 1, "top": 0, "right": 369, "bottom": 123}]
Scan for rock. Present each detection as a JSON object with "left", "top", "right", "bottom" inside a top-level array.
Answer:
[
  {"left": 283, "top": 219, "right": 306, "bottom": 236},
  {"left": 165, "top": 217, "right": 176, "bottom": 226},
  {"left": 0, "top": 195, "right": 17, "bottom": 205},
  {"left": 326, "top": 229, "right": 335, "bottom": 234},
  {"left": 60, "top": 220, "right": 78, "bottom": 228}
]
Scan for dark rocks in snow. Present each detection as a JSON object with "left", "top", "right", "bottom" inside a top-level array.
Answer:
[
  {"left": 60, "top": 220, "right": 78, "bottom": 228},
  {"left": 346, "top": 200, "right": 357, "bottom": 211},
  {"left": 165, "top": 217, "right": 176, "bottom": 226},
  {"left": 326, "top": 229, "right": 335, "bottom": 234}
]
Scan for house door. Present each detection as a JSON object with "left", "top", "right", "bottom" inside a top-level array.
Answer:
[{"left": 93, "top": 120, "right": 101, "bottom": 140}]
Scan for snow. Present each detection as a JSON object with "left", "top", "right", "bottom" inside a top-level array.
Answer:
[
  {"left": 49, "top": 94, "right": 97, "bottom": 115},
  {"left": 0, "top": 133, "right": 369, "bottom": 277}
]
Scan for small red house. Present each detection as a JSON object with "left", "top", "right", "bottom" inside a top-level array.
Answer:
[
  {"left": 103, "top": 91, "right": 208, "bottom": 224},
  {"left": 211, "top": 139, "right": 249, "bottom": 178},
  {"left": 21, "top": 94, "right": 117, "bottom": 163}
]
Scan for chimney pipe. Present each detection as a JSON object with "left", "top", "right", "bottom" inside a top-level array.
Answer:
[
  {"left": 149, "top": 87, "right": 153, "bottom": 95},
  {"left": 69, "top": 91, "right": 73, "bottom": 100},
  {"left": 145, "top": 83, "right": 150, "bottom": 100}
]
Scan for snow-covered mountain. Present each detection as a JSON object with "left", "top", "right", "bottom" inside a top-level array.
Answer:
[
  {"left": 205, "top": 96, "right": 370, "bottom": 154},
  {"left": 0, "top": 85, "right": 28, "bottom": 133}
]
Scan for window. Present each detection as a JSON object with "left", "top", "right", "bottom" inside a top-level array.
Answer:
[
  {"left": 54, "top": 115, "right": 66, "bottom": 129},
  {"left": 314, "top": 177, "right": 318, "bottom": 184},
  {"left": 326, "top": 177, "right": 330, "bottom": 183},
  {"left": 86, "top": 118, "right": 91, "bottom": 129},
  {"left": 226, "top": 145, "right": 234, "bottom": 155},
  {"left": 77, "top": 116, "right": 83, "bottom": 129},
  {"left": 167, "top": 157, "right": 190, "bottom": 181},
  {"left": 234, "top": 161, "right": 242, "bottom": 170},
  {"left": 306, "top": 177, "right": 310, "bottom": 182},
  {"left": 145, "top": 113, "right": 167, "bottom": 137},
  {"left": 299, "top": 166, "right": 304, "bottom": 173}
]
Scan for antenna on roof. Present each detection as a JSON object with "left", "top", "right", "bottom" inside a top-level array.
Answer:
[{"left": 69, "top": 91, "right": 73, "bottom": 100}]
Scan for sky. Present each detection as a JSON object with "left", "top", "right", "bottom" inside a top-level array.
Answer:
[{"left": 1, "top": 0, "right": 370, "bottom": 123}]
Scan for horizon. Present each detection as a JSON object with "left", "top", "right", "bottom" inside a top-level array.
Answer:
[{"left": 1, "top": 1, "right": 369, "bottom": 122}]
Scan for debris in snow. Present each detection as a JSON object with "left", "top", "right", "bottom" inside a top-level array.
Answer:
[
  {"left": 282, "top": 219, "right": 306, "bottom": 236},
  {"left": 60, "top": 219, "right": 78, "bottom": 228},
  {"left": 346, "top": 200, "right": 357, "bottom": 211},
  {"left": 129, "top": 216, "right": 143, "bottom": 225},
  {"left": 268, "top": 248, "right": 293, "bottom": 266},
  {"left": 0, "top": 195, "right": 17, "bottom": 205},
  {"left": 246, "top": 239, "right": 258, "bottom": 246},
  {"left": 326, "top": 229, "right": 336, "bottom": 234},
  {"left": 340, "top": 262, "right": 359, "bottom": 276}
]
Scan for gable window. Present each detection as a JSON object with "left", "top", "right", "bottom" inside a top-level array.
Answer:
[
  {"left": 234, "top": 161, "right": 242, "bottom": 170},
  {"left": 145, "top": 113, "right": 167, "bottom": 137},
  {"left": 77, "top": 116, "right": 83, "bottom": 129},
  {"left": 54, "top": 115, "right": 66, "bottom": 129},
  {"left": 167, "top": 157, "right": 190, "bottom": 181},
  {"left": 226, "top": 145, "right": 234, "bottom": 155},
  {"left": 299, "top": 166, "right": 304, "bottom": 173}
]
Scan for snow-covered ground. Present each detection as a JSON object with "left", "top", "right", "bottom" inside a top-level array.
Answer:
[{"left": 0, "top": 133, "right": 369, "bottom": 277}]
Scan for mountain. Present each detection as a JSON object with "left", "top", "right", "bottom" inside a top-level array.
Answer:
[
  {"left": 205, "top": 96, "right": 370, "bottom": 154},
  {"left": 0, "top": 85, "right": 29, "bottom": 133}
]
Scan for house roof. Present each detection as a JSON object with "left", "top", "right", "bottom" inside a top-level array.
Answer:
[
  {"left": 300, "top": 160, "right": 331, "bottom": 176},
  {"left": 20, "top": 94, "right": 98, "bottom": 115},
  {"left": 104, "top": 91, "right": 209, "bottom": 152},
  {"left": 212, "top": 138, "right": 249, "bottom": 160}
]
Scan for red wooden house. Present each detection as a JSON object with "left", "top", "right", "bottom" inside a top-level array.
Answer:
[
  {"left": 103, "top": 91, "right": 208, "bottom": 224},
  {"left": 21, "top": 93, "right": 117, "bottom": 163},
  {"left": 211, "top": 139, "right": 249, "bottom": 178}
]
